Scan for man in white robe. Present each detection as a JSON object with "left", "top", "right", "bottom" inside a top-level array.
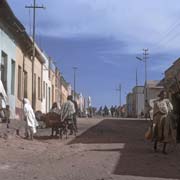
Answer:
[{"left": 23, "top": 98, "right": 39, "bottom": 140}]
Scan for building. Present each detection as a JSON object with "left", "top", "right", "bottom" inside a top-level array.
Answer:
[
  {"left": 132, "top": 86, "right": 144, "bottom": 117},
  {"left": 163, "top": 58, "right": 180, "bottom": 141},
  {"left": 0, "top": 0, "right": 84, "bottom": 120},
  {"left": 60, "top": 76, "right": 69, "bottom": 105},
  {"left": 41, "top": 52, "right": 51, "bottom": 113},
  {"left": 32, "top": 43, "right": 45, "bottom": 111},
  {"left": 146, "top": 80, "right": 163, "bottom": 102},
  {"left": 79, "top": 93, "right": 85, "bottom": 114},
  {"left": 0, "top": 0, "right": 32, "bottom": 119},
  {"left": 126, "top": 93, "right": 133, "bottom": 117},
  {"left": 55, "top": 67, "right": 61, "bottom": 107}
]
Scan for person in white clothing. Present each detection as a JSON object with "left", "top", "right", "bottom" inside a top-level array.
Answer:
[{"left": 23, "top": 98, "right": 39, "bottom": 140}]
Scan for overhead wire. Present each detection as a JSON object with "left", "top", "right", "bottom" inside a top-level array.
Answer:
[{"left": 151, "top": 19, "right": 180, "bottom": 51}]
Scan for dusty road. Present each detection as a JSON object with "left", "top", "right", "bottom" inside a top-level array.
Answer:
[{"left": 0, "top": 117, "right": 180, "bottom": 180}]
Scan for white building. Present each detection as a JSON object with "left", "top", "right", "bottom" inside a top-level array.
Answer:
[
  {"left": 41, "top": 52, "right": 52, "bottom": 113},
  {"left": 132, "top": 86, "right": 144, "bottom": 117}
]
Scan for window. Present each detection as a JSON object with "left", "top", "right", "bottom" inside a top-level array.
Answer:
[
  {"left": 46, "top": 83, "right": 48, "bottom": 113},
  {"left": 38, "top": 77, "right": 41, "bottom": 100},
  {"left": 11, "top": 60, "right": 15, "bottom": 95},
  {"left": 24, "top": 71, "right": 28, "bottom": 98},
  {"left": 32, "top": 73, "right": 36, "bottom": 109},
  {"left": 55, "top": 77, "right": 57, "bottom": 87},
  {"left": 43, "top": 81, "right": 45, "bottom": 98},
  {"left": 52, "top": 85, "right": 54, "bottom": 103},
  {"left": 1, "top": 51, "right": 8, "bottom": 92},
  {"left": 18, "top": 66, "right": 22, "bottom": 99},
  {"left": 48, "top": 87, "right": 51, "bottom": 111},
  {"left": 48, "top": 59, "right": 50, "bottom": 79}
]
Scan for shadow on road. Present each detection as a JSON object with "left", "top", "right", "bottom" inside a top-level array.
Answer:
[
  {"left": 69, "top": 119, "right": 180, "bottom": 179},
  {"left": 34, "top": 135, "right": 60, "bottom": 140}
]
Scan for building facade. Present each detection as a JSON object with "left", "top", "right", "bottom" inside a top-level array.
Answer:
[
  {"left": 41, "top": 52, "right": 51, "bottom": 113},
  {"left": 163, "top": 58, "right": 180, "bottom": 141},
  {"left": 0, "top": 0, "right": 83, "bottom": 121},
  {"left": 132, "top": 86, "right": 144, "bottom": 117},
  {"left": 126, "top": 93, "right": 133, "bottom": 117}
]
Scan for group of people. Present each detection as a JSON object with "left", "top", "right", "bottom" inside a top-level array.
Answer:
[
  {"left": 147, "top": 90, "right": 178, "bottom": 154},
  {"left": 50, "top": 95, "right": 78, "bottom": 135},
  {"left": 97, "top": 105, "right": 125, "bottom": 117},
  {"left": 23, "top": 95, "right": 78, "bottom": 140}
]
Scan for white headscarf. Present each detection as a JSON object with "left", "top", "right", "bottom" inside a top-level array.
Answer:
[{"left": 24, "top": 98, "right": 39, "bottom": 133}]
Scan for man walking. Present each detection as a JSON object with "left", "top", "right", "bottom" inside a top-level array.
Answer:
[
  {"left": 70, "top": 95, "right": 78, "bottom": 132},
  {"left": 61, "top": 95, "right": 76, "bottom": 135}
]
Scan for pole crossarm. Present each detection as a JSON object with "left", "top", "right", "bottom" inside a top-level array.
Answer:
[
  {"left": 136, "top": 56, "right": 144, "bottom": 62},
  {"left": 25, "top": 5, "right": 45, "bottom": 9}
]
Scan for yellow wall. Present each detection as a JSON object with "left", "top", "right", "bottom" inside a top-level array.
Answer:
[
  {"left": 15, "top": 46, "right": 32, "bottom": 119},
  {"left": 50, "top": 69, "right": 56, "bottom": 105},
  {"left": 61, "top": 85, "right": 68, "bottom": 104},
  {"left": 34, "top": 57, "right": 43, "bottom": 111},
  {"left": 24, "top": 56, "right": 33, "bottom": 101}
]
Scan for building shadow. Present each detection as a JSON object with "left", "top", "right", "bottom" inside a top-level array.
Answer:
[{"left": 69, "top": 119, "right": 180, "bottom": 179}]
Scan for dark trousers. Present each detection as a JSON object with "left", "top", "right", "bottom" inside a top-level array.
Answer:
[
  {"left": 73, "top": 114, "right": 77, "bottom": 130},
  {"left": 177, "top": 120, "right": 180, "bottom": 141}
]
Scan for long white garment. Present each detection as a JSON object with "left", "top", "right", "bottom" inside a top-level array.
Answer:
[
  {"left": 149, "top": 98, "right": 157, "bottom": 120},
  {"left": 157, "top": 98, "right": 173, "bottom": 115},
  {"left": 23, "top": 98, "right": 39, "bottom": 133},
  {"left": 0, "top": 80, "right": 7, "bottom": 104}
]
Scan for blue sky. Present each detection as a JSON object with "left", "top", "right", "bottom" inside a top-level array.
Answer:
[{"left": 7, "top": 0, "right": 180, "bottom": 107}]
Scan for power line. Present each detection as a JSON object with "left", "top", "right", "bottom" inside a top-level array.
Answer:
[{"left": 152, "top": 19, "right": 180, "bottom": 51}]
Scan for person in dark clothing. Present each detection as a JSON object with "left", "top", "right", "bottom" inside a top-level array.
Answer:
[
  {"left": 103, "top": 106, "right": 109, "bottom": 116},
  {"left": 4, "top": 105, "right": 10, "bottom": 128},
  {"left": 110, "top": 106, "right": 115, "bottom": 117}
]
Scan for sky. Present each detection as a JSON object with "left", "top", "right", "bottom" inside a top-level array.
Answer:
[{"left": 7, "top": 0, "right": 180, "bottom": 108}]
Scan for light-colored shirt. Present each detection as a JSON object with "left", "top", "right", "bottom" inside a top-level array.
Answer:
[{"left": 61, "top": 100, "right": 75, "bottom": 121}]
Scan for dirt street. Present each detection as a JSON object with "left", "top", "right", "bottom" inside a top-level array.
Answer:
[{"left": 0, "top": 117, "right": 179, "bottom": 180}]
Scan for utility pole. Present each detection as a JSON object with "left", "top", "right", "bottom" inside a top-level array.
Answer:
[
  {"left": 136, "top": 68, "right": 138, "bottom": 117},
  {"left": 25, "top": 0, "right": 45, "bottom": 109},
  {"left": 136, "top": 48, "right": 149, "bottom": 120},
  {"left": 116, "top": 84, "right": 121, "bottom": 107},
  {"left": 143, "top": 48, "right": 149, "bottom": 120},
  {"left": 136, "top": 68, "right": 138, "bottom": 87},
  {"left": 143, "top": 49, "right": 149, "bottom": 118},
  {"left": 143, "top": 48, "right": 148, "bottom": 103},
  {"left": 73, "top": 67, "right": 78, "bottom": 100}
]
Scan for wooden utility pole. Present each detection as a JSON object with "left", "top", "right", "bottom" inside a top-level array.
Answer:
[
  {"left": 136, "top": 48, "right": 149, "bottom": 120},
  {"left": 25, "top": 0, "right": 45, "bottom": 109}
]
